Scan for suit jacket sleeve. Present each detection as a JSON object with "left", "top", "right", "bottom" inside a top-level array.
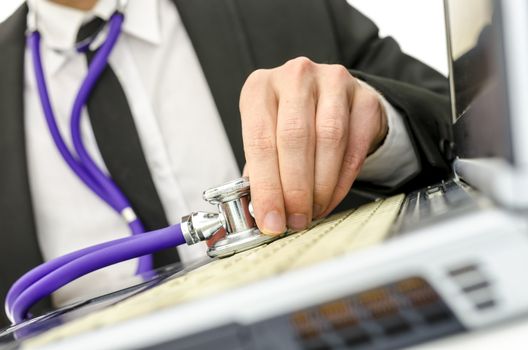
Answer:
[{"left": 326, "top": 0, "right": 453, "bottom": 198}]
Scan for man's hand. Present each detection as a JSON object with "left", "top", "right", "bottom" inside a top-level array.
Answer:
[{"left": 240, "top": 57, "right": 388, "bottom": 235}]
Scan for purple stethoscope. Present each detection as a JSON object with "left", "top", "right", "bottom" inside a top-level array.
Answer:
[{"left": 5, "top": 1, "right": 276, "bottom": 325}]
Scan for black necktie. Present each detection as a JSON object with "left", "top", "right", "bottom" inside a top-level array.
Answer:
[{"left": 76, "top": 18, "right": 180, "bottom": 268}]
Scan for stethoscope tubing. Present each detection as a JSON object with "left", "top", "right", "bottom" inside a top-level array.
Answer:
[
  {"left": 70, "top": 13, "right": 140, "bottom": 223},
  {"left": 8, "top": 223, "right": 185, "bottom": 323},
  {"left": 6, "top": 229, "right": 143, "bottom": 321},
  {"left": 29, "top": 30, "right": 114, "bottom": 210},
  {"left": 5, "top": 10, "right": 183, "bottom": 324},
  {"left": 66, "top": 12, "right": 153, "bottom": 272},
  {"left": 30, "top": 11, "right": 152, "bottom": 274}
]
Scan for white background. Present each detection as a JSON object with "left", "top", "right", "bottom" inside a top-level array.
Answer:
[
  {"left": 348, "top": 0, "right": 448, "bottom": 75},
  {"left": 0, "top": 0, "right": 448, "bottom": 75},
  {"left": 0, "top": 0, "right": 23, "bottom": 23}
]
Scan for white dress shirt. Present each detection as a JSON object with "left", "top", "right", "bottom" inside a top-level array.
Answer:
[{"left": 24, "top": 0, "right": 419, "bottom": 306}]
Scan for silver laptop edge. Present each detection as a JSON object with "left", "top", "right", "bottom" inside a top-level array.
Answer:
[
  {"left": 502, "top": 0, "right": 528, "bottom": 168},
  {"left": 454, "top": 0, "right": 528, "bottom": 208}
]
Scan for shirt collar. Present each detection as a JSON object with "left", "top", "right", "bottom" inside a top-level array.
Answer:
[
  {"left": 28, "top": 0, "right": 161, "bottom": 74},
  {"left": 119, "top": 0, "right": 161, "bottom": 46}
]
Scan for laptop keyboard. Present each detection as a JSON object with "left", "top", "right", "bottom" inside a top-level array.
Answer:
[
  {"left": 23, "top": 195, "right": 405, "bottom": 348},
  {"left": 393, "top": 179, "right": 484, "bottom": 234}
]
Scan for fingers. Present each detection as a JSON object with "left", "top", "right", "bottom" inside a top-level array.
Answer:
[
  {"left": 274, "top": 58, "right": 317, "bottom": 230},
  {"left": 240, "top": 70, "right": 286, "bottom": 235},
  {"left": 312, "top": 66, "right": 352, "bottom": 218},
  {"left": 321, "top": 83, "right": 385, "bottom": 217},
  {"left": 240, "top": 58, "right": 387, "bottom": 232}
]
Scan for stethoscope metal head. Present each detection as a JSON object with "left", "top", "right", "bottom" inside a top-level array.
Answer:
[{"left": 181, "top": 177, "right": 279, "bottom": 258}]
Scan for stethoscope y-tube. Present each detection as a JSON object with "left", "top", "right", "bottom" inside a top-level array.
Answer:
[
  {"left": 30, "top": 8, "right": 153, "bottom": 273},
  {"left": 6, "top": 2, "right": 277, "bottom": 325},
  {"left": 5, "top": 6, "right": 163, "bottom": 324}
]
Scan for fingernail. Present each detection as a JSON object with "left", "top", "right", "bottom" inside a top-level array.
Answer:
[
  {"left": 288, "top": 214, "right": 308, "bottom": 231},
  {"left": 313, "top": 204, "right": 323, "bottom": 218},
  {"left": 262, "top": 211, "right": 285, "bottom": 235}
]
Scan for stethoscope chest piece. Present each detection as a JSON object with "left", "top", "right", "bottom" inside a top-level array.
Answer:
[
  {"left": 207, "top": 225, "right": 275, "bottom": 258},
  {"left": 181, "top": 177, "right": 278, "bottom": 258}
]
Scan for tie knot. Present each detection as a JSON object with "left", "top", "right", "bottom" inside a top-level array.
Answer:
[{"left": 76, "top": 17, "right": 105, "bottom": 51}]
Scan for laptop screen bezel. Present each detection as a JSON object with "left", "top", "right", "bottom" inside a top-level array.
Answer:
[{"left": 444, "top": 0, "right": 515, "bottom": 164}]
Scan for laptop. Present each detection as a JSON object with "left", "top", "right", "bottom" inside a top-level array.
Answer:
[{"left": 2, "top": 0, "right": 528, "bottom": 348}]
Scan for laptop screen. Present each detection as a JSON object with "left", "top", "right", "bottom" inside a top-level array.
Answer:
[{"left": 445, "top": 0, "right": 514, "bottom": 162}]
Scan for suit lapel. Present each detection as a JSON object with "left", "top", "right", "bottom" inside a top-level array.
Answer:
[
  {"left": 173, "top": 0, "right": 254, "bottom": 171},
  {"left": 0, "top": 5, "right": 50, "bottom": 325}
]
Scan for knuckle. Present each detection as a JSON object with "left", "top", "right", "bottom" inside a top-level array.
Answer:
[
  {"left": 342, "top": 153, "right": 364, "bottom": 175},
  {"left": 317, "top": 114, "right": 347, "bottom": 145},
  {"left": 283, "top": 188, "right": 311, "bottom": 207},
  {"left": 252, "top": 180, "right": 282, "bottom": 196},
  {"left": 245, "top": 69, "right": 269, "bottom": 85},
  {"left": 250, "top": 183, "right": 284, "bottom": 217},
  {"left": 240, "top": 70, "right": 270, "bottom": 111},
  {"left": 314, "top": 181, "right": 334, "bottom": 199},
  {"left": 283, "top": 56, "right": 315, "bottom": 76},
  {"left": 333, "top": 182, "right": 353, "bottom": 202},
  {"left": 244, "top": 129, "right": 276, "bottom": 154},
  {"left": 278, "top": 117, "right": 311, "bottom": 146},
  {"left": 360, "top": 90, "right": 382, "bottom": 114},
  {"left": 329, "top": 64, "right": 351, "bottom": 82}
]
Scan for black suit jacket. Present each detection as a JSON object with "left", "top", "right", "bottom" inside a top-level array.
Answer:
[{"left": 0, "top": 0, "right": 452, "bottom": 328}]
